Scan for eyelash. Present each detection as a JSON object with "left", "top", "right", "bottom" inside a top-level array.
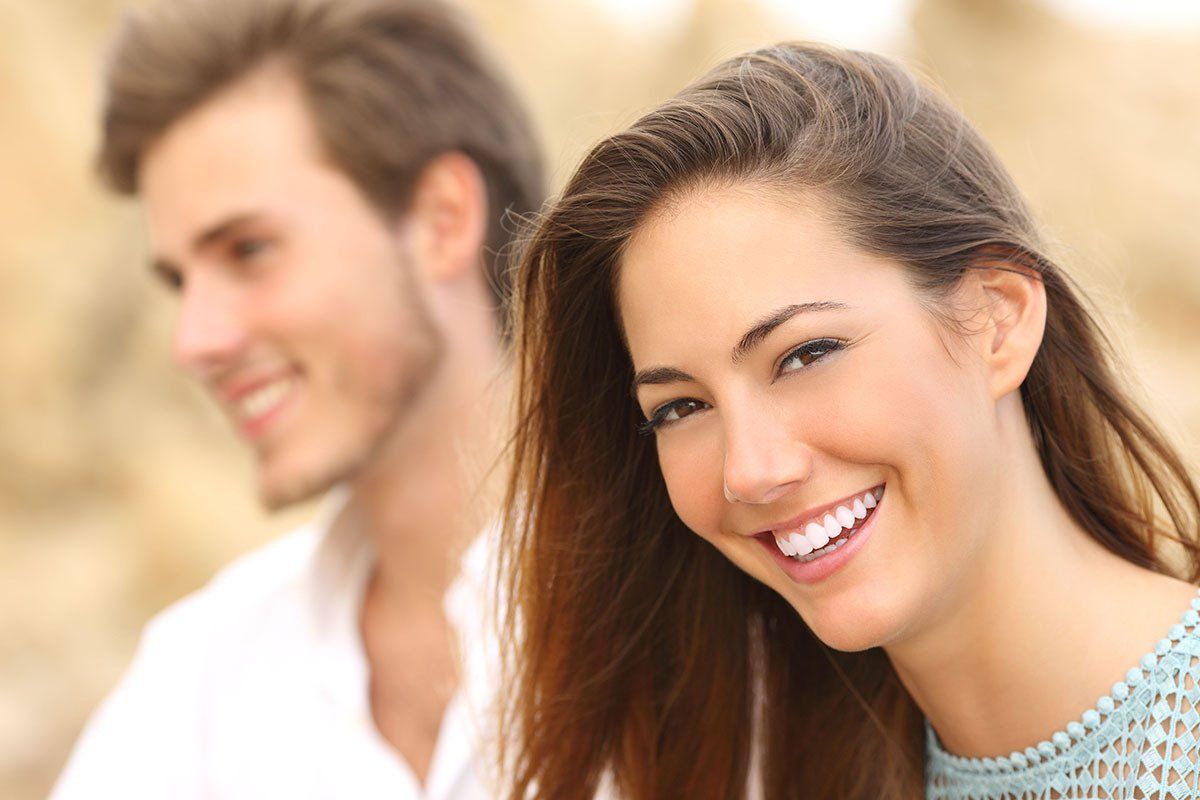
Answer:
[
  {"left": 776, "top": 337, "right": 845, "bottom": 374},
  {"left": 637, "top": 337, "right": 847, "bottom": 436}
]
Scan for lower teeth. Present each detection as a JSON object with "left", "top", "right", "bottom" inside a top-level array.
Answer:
[{"left": 797, "top": 527, "right": 857, "bottom": 562}]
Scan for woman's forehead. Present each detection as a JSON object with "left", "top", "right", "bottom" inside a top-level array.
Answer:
[
  {"left": 614, "top": 187, "right": 914, "bottom": 373},
  {"left": 617, "top": 188, "right": 893, "bottom": 319}
]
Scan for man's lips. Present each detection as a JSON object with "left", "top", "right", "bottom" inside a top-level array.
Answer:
[
  {"left": 215, "top": 369, "right": 297, "bottom": 405},
  {"left": 205, "top": 366, "right": 301, "bottom": 436}
]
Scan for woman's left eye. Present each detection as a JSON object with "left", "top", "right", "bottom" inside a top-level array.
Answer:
[{"left": 777, "top": 338, "right": 845, "bottom": 376}]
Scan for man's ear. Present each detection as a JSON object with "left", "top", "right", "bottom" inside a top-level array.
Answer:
[
  {"left": 969, "top": 264, "right": 1047, "bottom": 399},
  {"left": 404, "top": 151, "right": 488, "bottom": 284}
]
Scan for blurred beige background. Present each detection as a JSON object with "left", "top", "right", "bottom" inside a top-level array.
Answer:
[{"left": 2, "top": 0, "right": 1198, "bottom": 797}]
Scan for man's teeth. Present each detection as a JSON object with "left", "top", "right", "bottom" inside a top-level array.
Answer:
[
  {"left": 772, "top": 486, "right": 883, "bottom": 562},
  {"left": 237, "top": 380, "right": 292, "bottom": 419}
]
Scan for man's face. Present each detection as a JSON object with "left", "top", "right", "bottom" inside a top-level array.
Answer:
[{"left": 141, "top": 68, "right": 442, "bottom": 509}]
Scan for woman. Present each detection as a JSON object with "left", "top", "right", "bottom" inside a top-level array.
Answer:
[{"left": 498, "top": 42, "right": 1200, "bottom": 799}]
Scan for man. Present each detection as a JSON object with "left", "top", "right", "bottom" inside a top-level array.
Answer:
[{"left": 52, "top": 0, "right": 542, "bottom": 796}]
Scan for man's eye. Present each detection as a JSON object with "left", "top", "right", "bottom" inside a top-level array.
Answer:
[
  {"left": 778, "top": 338, "right": 845, "bottom": 375},
  {"left": 154, "top": 265, "right": 184, "bottom": 292},
  {"left": 638, "top": 398, "right": 710, "bottom": 435},
  {"left": 230, "top": 238, "right": 270, "bottom": 261}
]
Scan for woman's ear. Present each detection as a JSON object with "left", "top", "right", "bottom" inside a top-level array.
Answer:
[{"left": 969, "top": 265, "right": 1047, "bottom": 400}]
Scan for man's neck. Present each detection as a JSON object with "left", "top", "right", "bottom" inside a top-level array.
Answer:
[
  {"left": 340, "top": 335, "right": 508, "bottom": 783},
  {"left": 346, "top": 352, "right": 508, "bottom": 610}
]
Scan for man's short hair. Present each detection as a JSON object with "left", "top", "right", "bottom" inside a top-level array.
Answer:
[{"left": 98, "top": 0, "right": 544, "bottom": 315}]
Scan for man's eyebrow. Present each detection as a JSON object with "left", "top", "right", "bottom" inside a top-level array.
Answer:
[
  {"left": 191, "top": 211, "right": 263, "bottom": 251},
  {"left": 148, "top": 211, "right": 266, "bottom": 282},
  {"left": 631, "top": 365, "right": 696, "bottom": 396},
  {"left": 731, "top": 301, "right": 849, "bottom": 363}
]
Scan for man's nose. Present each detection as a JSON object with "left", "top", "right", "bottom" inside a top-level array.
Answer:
[{"left": 170, "top": 275, "right": 249, "bottom": 374}]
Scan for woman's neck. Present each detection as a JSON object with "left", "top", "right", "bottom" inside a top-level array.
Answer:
[{"left": 883, "top": 430, "right": 1195, "bottom": 759}]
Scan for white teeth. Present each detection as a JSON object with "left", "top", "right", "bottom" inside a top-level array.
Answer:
[
  {"left": 237, "top": 380, "right": 291, "bottom": 420},
  {"left": 835, "top": 505, "right": 855, "bottom": 529},
  {"left": 804, "top": 522, "right": 829, "bottom": 549},
  {"left": 789, "top": 532, "right": 813, "bottom": 555},
  {"left": 822, "top": 514, "right": 840, "bottom": 539},
  {"left": 772, "top": 485, "right": 885, "bottom": 563}
]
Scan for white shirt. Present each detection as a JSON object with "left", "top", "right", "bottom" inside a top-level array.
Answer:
[{"left": 51, "top": 496, "right": 502, "bottom": 800}]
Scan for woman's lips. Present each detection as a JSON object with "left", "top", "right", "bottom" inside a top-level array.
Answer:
[
  {"left": 752, "top": 485, "right": 885, "bottom": 584},
  {"left": 755, "top": 484, "right": 885, "bottom": 559}
]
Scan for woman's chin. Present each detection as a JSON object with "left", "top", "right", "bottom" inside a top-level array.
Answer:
[
  {"left": 785, "top": 589, "right": 908, "bottom": 653},
  {"left": 807, "top": 617, "right": 886, "bottom": 653}
]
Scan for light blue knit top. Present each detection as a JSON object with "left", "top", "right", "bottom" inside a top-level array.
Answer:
[{"left": 926, "top": 588, "right": 1200, "bottom": 799}]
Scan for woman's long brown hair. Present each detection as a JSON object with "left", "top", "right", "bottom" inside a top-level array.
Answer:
[{"left": 497, "top": 42, "right": 1200, "bottom": 799}]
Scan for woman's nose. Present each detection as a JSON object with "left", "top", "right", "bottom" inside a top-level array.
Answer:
[{"left": 720, "top": 407, "right": 813, "bottom": 505}]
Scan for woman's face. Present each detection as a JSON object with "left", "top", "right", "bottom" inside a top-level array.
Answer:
[{"left": 616, "top": 186, "right": 1002, "bottom": 651}]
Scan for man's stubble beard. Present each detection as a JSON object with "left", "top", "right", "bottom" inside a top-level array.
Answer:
[{"left": 259, "top": 256, "right": 446, "bottom": 511}]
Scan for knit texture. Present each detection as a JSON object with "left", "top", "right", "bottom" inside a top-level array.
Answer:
[{"left": 926, "top": 589, "right": 1200, "bottom": 799}]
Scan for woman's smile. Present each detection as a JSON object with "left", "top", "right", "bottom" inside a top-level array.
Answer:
[
  {"left": 739, "top": 483, "right": 886, "bottom": 584},
  {"left": 757, "top": 483, "right": 884, "bottom": 556},
  {"left": 760, "top": 483, "right": 883, "bottom": 555}
]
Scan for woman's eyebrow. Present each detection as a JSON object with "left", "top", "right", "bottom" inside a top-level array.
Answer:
[
  {"left": 730, "top": 301, "right": 849, "bottom": 363},
  {"left": 631, "top": 366, "right": 695, "bottom": 396},
  {"left": 631, "top": 301, "right": 849, "bottom": 395}
]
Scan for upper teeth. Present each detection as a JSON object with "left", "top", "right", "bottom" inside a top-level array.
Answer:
[
  {"left": 772, "top": 486, "right": 883, "bottom": 560},
  {"left": 237, "top": 380, "right": 292, "bottom": 420}
]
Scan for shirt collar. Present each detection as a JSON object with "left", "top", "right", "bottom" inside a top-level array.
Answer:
[{"left": 303, "top": 487, "right": 375, "bottom": 710}]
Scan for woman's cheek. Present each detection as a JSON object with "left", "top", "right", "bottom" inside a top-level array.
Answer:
[{"left": 658, "top": 437, "right": 724, "bottom": 540}]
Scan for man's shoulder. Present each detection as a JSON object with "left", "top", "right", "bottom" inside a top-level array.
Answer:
[
  {"left": 200, "top": 521, "right": 324, "bottom": 603},
  {"left": 142, "top": 522, "right": 325, "bottom": 652},
  {"left": 48, "top": 521, "right": 333, "bottom": 800}
]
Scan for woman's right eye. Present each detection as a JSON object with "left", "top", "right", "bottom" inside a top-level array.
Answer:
[{"left": 638, "top": 398, "right": 710, "bottom": 435}]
